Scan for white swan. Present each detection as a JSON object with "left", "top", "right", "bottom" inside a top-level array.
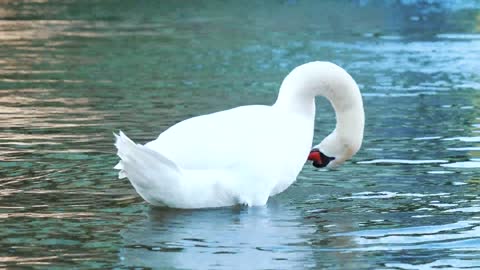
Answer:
[{"left": 114, "top": 61, "right": 364, "bottom": 209}]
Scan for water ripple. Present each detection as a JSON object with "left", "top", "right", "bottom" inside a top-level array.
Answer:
[
  {"left": 332, "top": 219, "right": 480, "bottom": 252},
  {"left": 340, "top": 191, "right": 450, "bottom": 200},
  {"left": 441, "top": 161, "right": 480, "bottom": 168},
  {"left": 358, "top": 159, "right": 448, "bottom": 165},
  {"left": 386, "top": 258, "right": 480, "bottom": 270}
]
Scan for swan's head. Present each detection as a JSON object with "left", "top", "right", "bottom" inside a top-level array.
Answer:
[
  {"left": 276, "top": 61, "right": 365, "bottom": 168},
  {"left": 308, "top": 128, "right": 363, "bottom": 169}
]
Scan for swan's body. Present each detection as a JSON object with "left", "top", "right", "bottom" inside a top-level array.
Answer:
[{"left": 114, "top": 61, "right": 364, "bottom": 209}]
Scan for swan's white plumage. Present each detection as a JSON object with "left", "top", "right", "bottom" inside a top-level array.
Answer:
[{"left": 114, "top": 61, "right": 364, "bottom": 209}]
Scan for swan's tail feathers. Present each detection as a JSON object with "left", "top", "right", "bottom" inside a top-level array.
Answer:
[
  {"left": 113, "top": 131, "right": 182, "bottom": 205},
  {"left": 113, "top": 160, "right": 126, "bottom": 179}
]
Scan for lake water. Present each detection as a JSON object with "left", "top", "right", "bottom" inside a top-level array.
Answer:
[{"left": 1, "top": 0, "right": 480, "bottom": 269}]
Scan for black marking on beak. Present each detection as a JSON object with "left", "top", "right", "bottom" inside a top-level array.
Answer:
[{"left": 309, "top": 148, "right": 335, "bottom": 168}]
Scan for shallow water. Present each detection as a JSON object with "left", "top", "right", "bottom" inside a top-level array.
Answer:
[{"left": 1, "top": 0, "right": 480, "bottom": 269}]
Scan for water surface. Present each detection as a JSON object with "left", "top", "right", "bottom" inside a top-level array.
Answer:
[{"left": 1, "top": 1, "right": 480, "bottom": 269}]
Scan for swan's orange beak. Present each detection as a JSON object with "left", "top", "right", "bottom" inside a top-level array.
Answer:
[
  {"left": 308, "top": 148, "right": 334, "bottom": 168},
  {"left": 308, "top": 149, "right": 321, "bottom": 163}
]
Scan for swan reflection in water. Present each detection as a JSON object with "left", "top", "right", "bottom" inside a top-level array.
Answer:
[{"left": 118, "top": 202, "right": 315, "bottom": 269}]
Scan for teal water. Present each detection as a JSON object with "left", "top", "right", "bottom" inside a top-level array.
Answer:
[{"left": 1, "top": 1, "right": 480, "bottom": 269}]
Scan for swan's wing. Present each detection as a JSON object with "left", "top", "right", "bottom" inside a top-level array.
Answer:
[
  {"left": 144, "top": 104, "right": 313, "bottom": 198},
  {"left": 145, "top": 105, "right": 278, "bottom": 170}
]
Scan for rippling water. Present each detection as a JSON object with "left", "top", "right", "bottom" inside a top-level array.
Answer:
[{"left": 1, "top": 1, "right": 480, "bottom": 269}]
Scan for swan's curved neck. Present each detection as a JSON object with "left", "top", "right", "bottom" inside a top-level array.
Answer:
[{"left": 273, "top": 61, "right": 364, "bottom": 161}]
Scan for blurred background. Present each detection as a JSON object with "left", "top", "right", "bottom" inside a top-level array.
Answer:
[{"left": 0, "top": 0, "right": 479, "bottom": 269}]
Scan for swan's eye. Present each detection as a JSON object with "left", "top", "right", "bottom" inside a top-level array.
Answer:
[{"left": 308, "top": 149, "right": 335, "bottom": 168}]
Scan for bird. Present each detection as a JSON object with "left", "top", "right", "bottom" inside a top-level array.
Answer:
[{"left": 114, "top": 61, "right": 364, "bottom": 209}]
